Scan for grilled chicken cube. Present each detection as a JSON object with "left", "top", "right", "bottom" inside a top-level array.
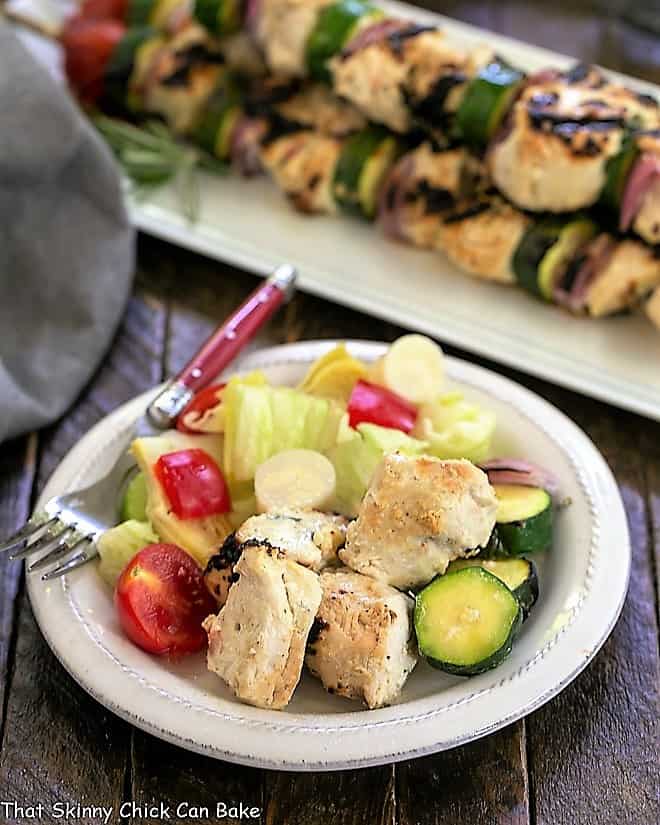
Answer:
[
  {"left": 438, "top": 195, "right": 531, "bottom": 284},
  {"left": 330, "top": 24, "right": 481, "bottom": 134},
  {"left": 489, "top": 66, "right": 659, "bottom": 213},
  {"left": 585, "top": 238, "right": 660, "bottom": 317},
  {"left": 274, "top": 85, "right": 367, "bottom": 137},
  {"left": 204, "top": 510, "right": 347, "bottom": 605},
  {"left": 139, "top": 23, "right": 225, "bottom": 135},
  {"left": 306, "top": 568, "right": 417, "bottom": 709},
  {"left": 256, "top": 0, "right": 335, "bottom": 77},
  {"left": 340, "top": 454, "right": 497, "bottom": 590},
  {"left": 260, "top": 132, "right": 342, "bottom": 213},
  {"left": 204, "top": 545, "right": 322, "bottom": 710},
  {"left": 380, "top": 145, "right": 474, "bottom": 248}
]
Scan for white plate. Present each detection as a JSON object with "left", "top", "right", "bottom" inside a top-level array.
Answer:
[
  {"left": 29, "top": 341, "right": 630, "bottom": 771},
  {"left": 17, "top": 1, "right": 660, "bottom": 419}
]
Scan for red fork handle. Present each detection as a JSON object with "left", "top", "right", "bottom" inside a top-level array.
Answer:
[{"left": 147, "top": 264, "right": 296, "bottom": 428}]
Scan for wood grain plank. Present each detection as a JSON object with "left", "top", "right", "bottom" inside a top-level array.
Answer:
[
  {"left": 525, "top": 407, "right": 660, "bottom": 825},
  {"left": 130, "top": 734, "right": 264, "bottom": 825},
  {"left": 639, "top": 422, "right": 660, "bottom": 629},
  {"left": 0, "top": 287, "right": 167, "bottom": 825},
  {"left": 0, "top": 435, "right": 37, "bottom": 740},
  {"left": 265, "top": 766, "right": 395, "bottom": 825},
  {"left": 397, "top": 724, "right": 529, "bottom": 825}
]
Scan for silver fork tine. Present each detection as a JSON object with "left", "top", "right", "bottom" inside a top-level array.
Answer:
[
  {"left": 10, "top": 524, "right": 74, "bottom": 561},
  {"left": 27, "top": 534, "right": 90, "bottom": 573},
  {"left": 42, "top": 541, "right": 98, "bottom": 581},
  {"left": 0, "top": 515, "right": 60, "bottom": 554}
]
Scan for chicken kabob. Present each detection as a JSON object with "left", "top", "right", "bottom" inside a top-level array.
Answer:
[
  {"left": 59, "top": 3, "right": 660, "bottom": 325},
  {"left": 59, "top": 7, "right": 393, "bottom": 206},
  {"left": 249, "top": 2, "right": 659, "bottom": 234}
]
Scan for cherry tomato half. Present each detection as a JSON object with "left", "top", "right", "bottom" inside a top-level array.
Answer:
[
  {"left": 115, "top": 543, "right": 217, "bottom": 655},
  {"left": 347, "top": 379, "right": 418, "bottom": 433},
  {"left": 154, "top": 448, "right": 231, "bottom": 519},
  {"left": 61, "top": 18, "right": 125, "bottom": 104},
  {"left": 176, "top": 383, "right": 226, "bottom": 433}
]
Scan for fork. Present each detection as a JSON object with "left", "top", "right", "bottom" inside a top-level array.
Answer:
[{"left": 1, "top": 264, "right": 297, "bottom": 581}]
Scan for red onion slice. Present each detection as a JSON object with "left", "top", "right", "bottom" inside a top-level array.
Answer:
[
  {"left": 230, "top": 116, "right": 267, "bottom": 177},
  {"left": 377, "top": 154, "right": 415, "bottom": 241},
  {"left": 554, "top": 234, "right": 614, "bottom": 313},
  {"left": 619, "top": 152, "right": 660, "bottom": 232},
  {"left": 479, "top": 459, "right": 561, "bottom": 500},
  {"left": 245, "top": 0, "right": 261, "bottom": 36},
  {"left": 341, "top": 18, "right": 410, "bottom": 58}
]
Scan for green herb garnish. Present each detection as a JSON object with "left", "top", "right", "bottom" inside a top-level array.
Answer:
[{"left": 93, "top": 116, "right": 227, "bottom": 222}]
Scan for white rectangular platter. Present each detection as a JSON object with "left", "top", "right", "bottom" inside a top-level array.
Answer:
[{"left": 18, "top": 0, "right": 660, "bottom": 419}]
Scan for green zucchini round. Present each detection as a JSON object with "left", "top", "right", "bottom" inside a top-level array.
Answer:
[
  {"left": 600, "top": 135, "right": 639, "bottom": 212},
  {"left": 192, "top": 83, "right": 242, "bottom": 160},
  {"left": 415, "top": 567, "right": 522, "bottom": 676},
  {"left": 127, "top": 0, "right": 157, "bottom": 25},
  {"left": 455, "top": 59, "right": 524, "bottom": 148},
  {"left": 193, "top": 0, "right": 242, "bottom": 36},
  {"left": 305, "top": 0, "right": 381, "bottom": 82},
  {"left": 513, "top": 216, "right": 597, "bottom": 301},
  {"left": 493, "top": 484, "right": 553, "bottom": 555},
  {"left": 333, "top": 127, "right": 399, "bottom": 218},
  {"left": 447, "top": 557, "right": 539, "bottom": 618},
  {"left": 103, "top": 26, "right": 159, "bottom": 110}
]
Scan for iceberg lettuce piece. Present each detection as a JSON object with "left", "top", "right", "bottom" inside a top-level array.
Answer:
[
  {"left": 415, "top": 391, "right": 496, "bottom": 463},
  {"left": 329, "top": 423, "right": 428, "bottom": 516},
  {"left": 97, "top": 520, "right": 158, "bottom": 586}
]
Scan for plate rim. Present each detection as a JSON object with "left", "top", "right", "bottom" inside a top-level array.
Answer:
[{"left": 28, "top": 341, "right": 631, "bottom": 770}]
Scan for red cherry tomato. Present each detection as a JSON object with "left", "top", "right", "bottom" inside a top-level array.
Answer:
[
  {"left": 154, "top": 448, "right": 231, "bottom": 519},
  {"left": 176, "top": 383, "right": 226, "bottom": 433},
  {"left": 347, "top": 379, "right": 418, "bottom": 433},
  {"left": 76, "top": 0, "right": 129, "bottom": 21},
  {"left": 61, "top": 18, "right": 125, "bottom": 104},
  {"left": 115, "top": 543, "right": 217, "bottom": 655}
]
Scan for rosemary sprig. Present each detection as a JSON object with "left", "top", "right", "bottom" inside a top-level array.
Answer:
[{"left": 93, "top": 115, "right": 226, "bottom": 222}]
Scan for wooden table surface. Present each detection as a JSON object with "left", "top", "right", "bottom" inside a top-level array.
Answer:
[{"left": 1, "top": 2, "right": 659, "bottom": 823}]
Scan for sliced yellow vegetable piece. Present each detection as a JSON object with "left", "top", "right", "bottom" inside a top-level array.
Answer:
[
  {"left": 301, "top": 357, "right": 367, "bottom": 403},
  {"left": 300, "top": 344, "right": 361, "bottom": 387},
  {"left": 254, "top": 449, "right": 337, "bottom": 513},
  {"left": 381, "top": 334, "right": 445, "bottom": 404},
  {"left": 131, "top": 431, "right": 232, "bottom": 568}
]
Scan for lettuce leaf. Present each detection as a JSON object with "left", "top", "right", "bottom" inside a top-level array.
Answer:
[
  {"left": 329, "top": 422, "right": 428, "bottom": 516},
  {"left": 415, "top": 391, "right": 496, "bottom": 463}
]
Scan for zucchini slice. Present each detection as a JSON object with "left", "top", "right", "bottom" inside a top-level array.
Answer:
[
  {"left": 493, "top": 484, "right": 553, "bottom": 555},
  {"left": 455, "top": 59, "right": 524, "bottom": 147},
  {"left": 103, "top": 26, "right": 160, "bottom": 110},
  {"left": 415, "top": 567, "right": 522, "bottom": 676},
  {"left": 193, "top": 0, "right": 242, "bottom": 36},
  {"left": 193, "top": 88, "right": 242, "bottom": 161},
  {"left": 306, "top": 0, "right": 381, "bottom": 82},
  {"left": 600, "top": 134, "right": 639, "bottom": 212},
  {"left": 513, "top": 216, "right": 597, "bottom": 301},
  {"left": 447, "top": 557, "right": 539, "bottom": 617},
  {"left": 333, "top": 127, "right": 399, "bottom": 218}
]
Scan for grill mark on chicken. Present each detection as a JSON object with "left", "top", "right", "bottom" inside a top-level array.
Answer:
[
  {"left": 415, "top": 180, "right": 456, "bottom": 214},
  {"left": 160, "top": 45, "right": 225, "bottom": 87},
  {"left": 443, "top": 201, "right": 491, "bottom": 223},
  {"left": 386, "top": 24, "right": 437, "bottom": 57},
  {"left": 410, "top": 72, "right": 466, "bottom": 125}
]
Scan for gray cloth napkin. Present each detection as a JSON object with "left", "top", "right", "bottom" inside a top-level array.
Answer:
[{"left": 0, "top": 24, "right": 135, "bottom": 444}]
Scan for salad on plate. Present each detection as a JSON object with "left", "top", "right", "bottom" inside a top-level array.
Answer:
[{"left": 97, "top": 335, "right": 560, "bottom": 710}]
